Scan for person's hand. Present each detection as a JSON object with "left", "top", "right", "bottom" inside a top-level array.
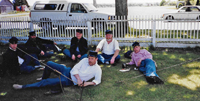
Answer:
[
  {"left": 77, "top": 79, "right": 83, "bottom": 87},
  {"left": 54, "top": 42, "right": 57, "bottom": 45},
  {"left": 137, "top": 59, "right": 142, "bottom": 67},
  {"left": 110, "top": 57, "right": 115, "bottom": 64},
  {"left": 72, "top": 54, "right": 76, "bottom": 60},
  {"left": 40, "top": 51, "right": 45, "bottom": 55},
  {"left": 77, "top": 54, "right": 81, "bottom": 58}
]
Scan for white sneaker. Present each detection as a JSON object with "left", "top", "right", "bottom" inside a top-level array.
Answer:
[
  {"left": 119, "top": 68, "right": 130, "bottom": 72},
  {"left": 105, "top": 61, "right": 109, "bottom": 65},
  {"left": 134, "top": 67, "right": 138, "bottom": 71},
  {"left": 13, "top": 84, "right": 22, "bottom": 89},
  {"left": 36, "top": 77, "right": 42, "bottom": 81},
  {"left": 35, "top": 65, "right": 45, "bottom": 69}
]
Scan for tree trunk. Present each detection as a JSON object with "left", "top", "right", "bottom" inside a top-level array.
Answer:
[
  {"left": 186, "top": 0, "right": 191, "bottom": 5},
  {"left": 196, "top": 0, "right": 200, "bottom": 5},
  {"left": 115, "top": 0, "right": 128, "bottom": 38}
]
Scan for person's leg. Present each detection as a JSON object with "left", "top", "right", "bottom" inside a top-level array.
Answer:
[
  {"left": 97, "top": 54, "right": 105, "bottom": 64},
  {"left": 20, "top": 55, "right": 35, "bottom": 73},
  {"left": 80, "top": 54, "right": 88, "bottom": 60},
  {"left": 139, "top": 59, "right": 158, "bottom": 77},
  {"left": 30, "top": 54, "right": 40, "bottom": 66},
  {"left": 63, "top": 49, "right": 71, "bottom": 58}
]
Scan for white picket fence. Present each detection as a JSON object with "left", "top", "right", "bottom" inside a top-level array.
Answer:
[{"left": 0, "top": 16, "right": 200, "bottom": 48}]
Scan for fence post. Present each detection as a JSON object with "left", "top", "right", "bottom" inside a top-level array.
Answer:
[
  {"left": 87, "top": 21, "right": 92, "bottom": 46},
  {"left": 29, "top": 22, "right": 34, "bottom": 31},
  {"left": 151, "top": 19, "right": 156, "bottom": 47}
]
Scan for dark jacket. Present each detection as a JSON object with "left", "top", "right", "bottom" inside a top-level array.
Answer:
[
  {"left": 70, "top": 37, "right": 88, "bottom": 56},
  {"left": 1, "top": 48, "right": 22, "bottom": 76},
  {"left": 25, "top": 37, "right": 54, "bottom": 54}
]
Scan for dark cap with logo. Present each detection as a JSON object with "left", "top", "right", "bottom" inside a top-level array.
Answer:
[
  {"left": 88, "top": 50, "right": 97, "bottom": 57},
  {"left": 29, "top": 31, "right": 36, "bottom": 36},
  {"left": 105, "top": 30, "right": 112, "bottom": 35},
  {"left": 9, "top": 37, "right": 18, "bottom": 44},
  {"left": 132, "top": 42, "right": 140, "bottom": 47},
  {"left": 76, "top": 29, "right": 82, "bottom": 33}
]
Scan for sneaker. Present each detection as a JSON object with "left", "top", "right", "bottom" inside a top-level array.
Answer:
[
  {"left": 119, "top": 68, "right": 130, "bottom": 72},
  {"left": 13, "top": 84, "right": 22, "bottom": 89},
  {"left": 146, "top": 76, "right": 164, "bottom": 84},
  {"left": 105, "top": 61, "right": 109, "bottom": 65},
  {"left": 35, "top": 65, "right": 45, "bottom": 69},
  {"left": 36, "top": 77, "right": 42, "bottom": 81},
  {"left": 133, "top": 67, "right": 138, "bottom": 71}
]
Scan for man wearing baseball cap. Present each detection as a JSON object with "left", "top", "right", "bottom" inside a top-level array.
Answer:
[
  {"left": 95, "top": 30, "right": 120, "bottom": 65},
  {"left": 13, "top": 50, "right": 102, "bottom": 95},
  {"left": 125, "top": 42, "right": 164, "bottom": 84}
]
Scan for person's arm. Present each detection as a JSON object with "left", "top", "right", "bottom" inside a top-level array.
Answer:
[
  {"left": 110, "top": 49, "right": 120, "bottom": 64},
  {"left": 95, "top": 39, "right": 105, "bottom": 53}
]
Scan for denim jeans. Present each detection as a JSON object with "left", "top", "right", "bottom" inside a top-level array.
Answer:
[
  {"left": 22, "top": 61, "right": 73, "bottom": 88},
  {"left": 20, "top": 54, "right": 40, "bottom": 73},
  {"left": 139, "top": 59, "right": 159, "bottom": 77},
  {"left": 63, "top": 49, "right": 88, "bottom": 60},
  {"left": 97, "top": 53, "right": 120, "bottom": 64}
]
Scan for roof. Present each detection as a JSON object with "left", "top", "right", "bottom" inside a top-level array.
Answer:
[{"left": 0, "top": 0, "right": 13, "bottom": 6}]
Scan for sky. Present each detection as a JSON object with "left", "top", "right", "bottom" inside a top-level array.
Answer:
[{"left": 25, "top": 0, "right": 177, "bottom": 6}]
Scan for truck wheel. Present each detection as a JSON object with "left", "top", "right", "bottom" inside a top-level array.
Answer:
[
  {"left": 166, "top": 16, "right": 174, "bottom": 22},
  {"left": 196, "top": 16, "right": 200, "bottom": 21}
]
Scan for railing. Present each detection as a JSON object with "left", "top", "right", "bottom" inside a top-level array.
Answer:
[{"left": 0, "top": 16, "right": 200, "bottom": 48}]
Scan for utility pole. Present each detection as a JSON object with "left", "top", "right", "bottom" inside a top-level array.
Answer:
[{"left": 115, "top": 0, "right": 128, "bottom": 37}]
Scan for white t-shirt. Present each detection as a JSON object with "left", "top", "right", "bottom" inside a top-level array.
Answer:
[
  {"left": 97, "top": 38, "right": 120, "bottom": 55},
  {"left": 70, "top": 58, "right": 102, "bottom": 85}
]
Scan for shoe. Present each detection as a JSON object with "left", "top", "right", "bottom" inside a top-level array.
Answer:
[
  {"left": 119, "top": 68, "right": 130, "bottom": 72},
  {"left": 13, "top": 84, "right": 22, "bottom": 89},
  {"left": 105, "top": 61, "right": 109, "bottom": 65},
  {"left": 36, "top": 77, "right": 42, "bottom": 81},
  {"left": 133, "top": 67, "right": 138, "bottom": 71},
  {"left": 35, "top": 65, "right": 45, "bottom": 69},
  {"left": 44, "top": 90, "right": 62, "bottom": 95},
  {"left": 146, "top": 76, "right": 164, "bottom": 84}
]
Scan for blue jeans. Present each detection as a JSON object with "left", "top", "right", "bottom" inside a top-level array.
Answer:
[
  {"left": 139, "top": 59, "right": 159, "bottom": 77},
  {"left": 63, "top": 49, "right": 88, "bottom": 60},
  {"left": 22, "top": 61, "right": 73, "bottom": 88},
  {"left": 20, "top": 54, "right": 40, "bottom": 73},
  {"left": 97, "top": 53, "right": 120, "bottom": 64}
]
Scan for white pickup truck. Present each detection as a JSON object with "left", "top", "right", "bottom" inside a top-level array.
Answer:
[{"left": 30, "top": 0, "right": 114, "bottom": 30}]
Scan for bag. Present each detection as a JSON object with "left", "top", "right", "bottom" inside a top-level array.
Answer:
[{"left": 124, "top": 50, "right": 133, "bottom": 59}]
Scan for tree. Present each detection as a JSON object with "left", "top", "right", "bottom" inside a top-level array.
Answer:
[
  {"left": 115, "top": 0, "right": 128, "bottom": 37},
  {"left": 186, "top": 0, "right": 191, "bottom": 5},
  {"left": 196, "top": 0, "right": 200, "bottom": 5},
  {"left": 160, "top": 0, "right": 166, "bottom": 6}
]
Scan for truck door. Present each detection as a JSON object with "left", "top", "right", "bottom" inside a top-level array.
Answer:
[{"left": 67, "top": 3, "right": 88, "bottom": 27}]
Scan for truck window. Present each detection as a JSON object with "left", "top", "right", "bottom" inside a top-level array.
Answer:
[
  {"left": 34, "top": 4, "right": 57, "bottom": 10},
  {"left": 70, "top": 3, "right": 87, "bottom": 13}
]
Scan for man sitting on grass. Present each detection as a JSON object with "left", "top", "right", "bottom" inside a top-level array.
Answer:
[
  {"left": 123, "top": 42, "right": 164, "bottom": 84},
  {"left": 13, "top": 51, "right": 102, "bottom": 94}
]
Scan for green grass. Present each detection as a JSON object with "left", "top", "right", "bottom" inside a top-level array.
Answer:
[{"left": 1, "top": 45, "right": 200, "bottom": 101}]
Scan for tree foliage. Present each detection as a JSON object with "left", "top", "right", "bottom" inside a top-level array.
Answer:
[{"left": 160, "top": 0, "right": 166, "bottom": 6}]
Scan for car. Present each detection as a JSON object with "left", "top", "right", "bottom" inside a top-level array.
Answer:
[{"left": 162, "top": 6, "right": 200, "bottom": 21}]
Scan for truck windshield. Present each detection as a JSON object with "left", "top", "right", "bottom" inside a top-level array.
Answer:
[{"left": 83, "top": 3, "right": 98, "bottom": 12}]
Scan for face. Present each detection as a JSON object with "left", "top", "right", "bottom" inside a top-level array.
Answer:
[
  {"left": 88, "top": 56, "right": 98, "bottom": 66},
  {"left": 10, "top": 43, "right": 17, "bottom": 50},
  {"left": 76, "top": 32, "right": 83, "bottom": 39},
  {"left": 106, "top": 34, "right": 113, "bottom": 42},
  {"left": 133, "top": 46, "right": 140, "bottom": 53},
  {"left": 30, "top": 35, "right": 36, "bottom": 39}
]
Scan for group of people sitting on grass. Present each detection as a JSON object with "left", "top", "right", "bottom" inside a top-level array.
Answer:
[{"left": 0, "top": 29, "right": 164, "bottom": 95}]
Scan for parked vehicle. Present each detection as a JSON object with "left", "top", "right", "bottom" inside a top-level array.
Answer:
[
  {"left": 29, "top": 0, "right": 114, "bottom": 31},
  {"left": 162, "top": 6, "right": 200, "bottom": 21}
]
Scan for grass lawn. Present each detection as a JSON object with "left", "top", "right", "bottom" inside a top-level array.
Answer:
[{"left": 0, "top": 44, "right": 200, "bottom": 101}]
